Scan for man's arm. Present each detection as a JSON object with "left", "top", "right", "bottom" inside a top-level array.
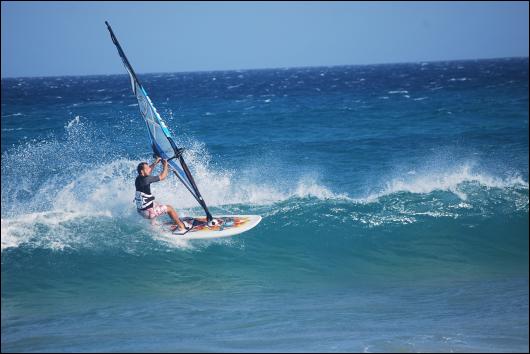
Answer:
[
  {"left": 149, "top": 157, "right": 161, "bottom": 171},
  {"left": 158, "top": 159, "right": 169, "bottom": 181}
]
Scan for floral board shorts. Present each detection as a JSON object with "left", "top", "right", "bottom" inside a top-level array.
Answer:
[{"left": 138, "top": 203, "right": 168, "bottom": 219}]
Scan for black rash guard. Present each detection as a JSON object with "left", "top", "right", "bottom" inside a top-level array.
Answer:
[{"left": 135, "top": 175, "right": 160, "bottom": 210}]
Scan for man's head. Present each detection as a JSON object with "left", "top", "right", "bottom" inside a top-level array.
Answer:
[{"left": 137, "top": 162, "right": 151, "bottom": 176}]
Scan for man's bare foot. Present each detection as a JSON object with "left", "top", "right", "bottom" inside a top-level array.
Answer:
[{"left": 171, "top": 224, "right": 188, "bottom": 231}]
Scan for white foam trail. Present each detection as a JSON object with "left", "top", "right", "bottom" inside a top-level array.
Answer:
[
  {"left": 1, "top": 150, "right": 347, "bottom": 250},
  {"left": 150, "top": 223, "right": 194, "bottom": 250},
  {"left": 1, "top": 211, "right": 111, "bottom": 250}
]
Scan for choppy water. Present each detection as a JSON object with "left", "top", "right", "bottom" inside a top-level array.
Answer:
[{"left": 1, "top": 58, "right": 528, "bottom": 352}]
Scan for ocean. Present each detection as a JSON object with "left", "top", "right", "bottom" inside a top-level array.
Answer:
[{"left": 1, "top": 57, "right": 528, "bottom": 352}]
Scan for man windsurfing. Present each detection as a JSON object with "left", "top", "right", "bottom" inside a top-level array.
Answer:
[{"left": 135, "top": 157, "right": 190, "bottom": 232}]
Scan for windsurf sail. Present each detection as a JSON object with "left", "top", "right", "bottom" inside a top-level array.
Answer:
[{"left": 105, "top": 21, "right": 213, "bottom": 222}]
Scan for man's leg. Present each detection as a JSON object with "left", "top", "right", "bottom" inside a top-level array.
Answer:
[{"left": 166, "top": 205, "right": 186, "bottom": 230}]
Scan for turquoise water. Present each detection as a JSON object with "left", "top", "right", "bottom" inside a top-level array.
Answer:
[{"left": 1, "top": 58, "right": 529, "bottom": 352}]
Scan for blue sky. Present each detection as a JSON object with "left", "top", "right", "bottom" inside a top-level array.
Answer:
[{"left": 1, "top": 1, "right": 528, "bottom": 78}]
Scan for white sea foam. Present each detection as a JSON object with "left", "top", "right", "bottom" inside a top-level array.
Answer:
[
  {"left": 1, "top": 211, "right": 111, "bottom": 250},
  {"left": 0, "top": 147, "right": 349, "bottom": 250},
  {"left": 2, "top": 158, "right": 527, "bottom": 250},
  {"left": 2, "top": 120, "right": 528, "bottom": 251},
  {"left": 227, "top": 84, "right": 243, "bottom": 89},
  {"left": 361, "top": 163, "right": 528, "bottom": 203},
  {"left": 2, "top": 113, "right": 24, "bottom": 118},
  {"left": 66, "top": 115, "right": 81, "bottom": 128},
  {"left": 430, "top": 86, "right": 444, "bottom": 91}
]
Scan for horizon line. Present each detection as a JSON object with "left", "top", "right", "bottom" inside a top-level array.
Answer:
[{"left": 2, "top": 55, "right": 528, "bottom": 80}]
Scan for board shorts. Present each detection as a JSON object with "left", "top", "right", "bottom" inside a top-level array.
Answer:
[{"left": 138, "top": 203, "right": 168, "bottom": 219}]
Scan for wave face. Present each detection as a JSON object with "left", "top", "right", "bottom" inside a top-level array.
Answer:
[{"left": 2, "top": 58, "right": 529, "bottom": 352}]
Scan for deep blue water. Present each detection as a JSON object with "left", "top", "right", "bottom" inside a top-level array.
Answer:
[{"left": 1, "top": 58, "right": 529, "bottom": 352}]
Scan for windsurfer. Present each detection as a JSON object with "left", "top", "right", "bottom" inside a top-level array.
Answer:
[{"left": 134, "top": 157, "right": 190, "bottom": 231}]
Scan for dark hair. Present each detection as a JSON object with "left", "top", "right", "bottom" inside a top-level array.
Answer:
[{"left": 137, "top": 162, "right": 147, "bottom": 174}]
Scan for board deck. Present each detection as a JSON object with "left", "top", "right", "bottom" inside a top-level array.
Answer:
[{"left": 168, "top": 215, "right": 262, "bottom": 239}]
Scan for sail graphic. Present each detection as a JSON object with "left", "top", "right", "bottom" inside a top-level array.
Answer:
[{"left": 105, "top": 21, "right": 213, "bottom": 221}]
